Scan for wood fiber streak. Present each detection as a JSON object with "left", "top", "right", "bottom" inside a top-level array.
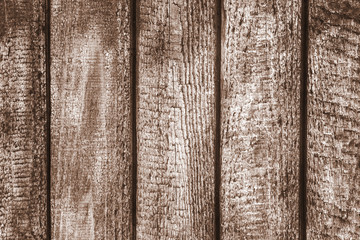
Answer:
[
  {"left": 221, "top": 1, "right": 301, "bottom": 239},
  {"left": 307, "top": 0, "right": 360, "bottom": 238},
  {"left": 51, "top": 1, "right": 131, "bottom": 239},
  {"left": 0, "top": 0, "right": 47, "bottom": 238},
  {"left": 137, "top": 0, "right": 216, "bottom": 239}
]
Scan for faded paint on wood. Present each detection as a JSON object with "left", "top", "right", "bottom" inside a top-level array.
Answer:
[
  {"left": 307, "top": 0, "right": 360, "bottom": 238},
  {"left": 137, "top": 0, "right": 216, "bottom": 239},
  {"left": 51, "top": 1, "right": 132, "bottom": 239},
  {"left": 221, "top": 0, "right": 301, "bottom": 238},
  {"left": 0, "top": 0, "right": 47, "bottom": 238}
]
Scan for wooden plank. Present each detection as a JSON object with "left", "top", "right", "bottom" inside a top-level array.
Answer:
[
  {"left": 50, "top": 1, "right": 132, "bottom": 239},
  {"left": 0, "top": 0, "right": 47, "bottom": 238},
  {"left": 137, "top": 0, "right": 216, "bottom": 238},
  {"left": 220, "top": 0, "right": 301, "bottom": 238},
  {"left": 307, "top": 0, "right": 360, "bottom": 238}
]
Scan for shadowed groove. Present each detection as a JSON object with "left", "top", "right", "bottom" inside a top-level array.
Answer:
[
  {"left": 130, "top": 0, "right": 138, "bottom": 239},
  {"left": 214, "top": 0, "right": 222, "bottom": 239},
  {"left": 299, "top": 0, "right": 309, "bottom": 239},
  {"left": 45, "top": 0, "right": 51, "bottom": 238}
]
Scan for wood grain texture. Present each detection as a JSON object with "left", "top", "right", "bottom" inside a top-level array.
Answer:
[
  {"left": 307, "top": 0, "right": 360, "bottom": 238},
  {"left": 221, "top": 0, "right": 301, "bottom": 238},
  {"left": 51, "top": 1, "right": 132, "bottom": 239},
  {"left": 137, "top": 0, "right": 216, "bottom": 238},
  {"left": 0, "top": 0, "right": 47, "bottom": 238}
]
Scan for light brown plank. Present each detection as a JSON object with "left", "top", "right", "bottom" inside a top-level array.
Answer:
[
  {"left": 51, "top": 1, "right": 132, "bottom": 239},
  {"left": 221, "top": 0, "right": 301, "bottom": 238},
  {"left": 0, "top": 0, "right": 47, "bottom": 238},
  {"left": 137, "top": 0, "right": 216, "bottom": 238},
  {"left": 307, "top": 0, "right": 360, "bottom": 238}
]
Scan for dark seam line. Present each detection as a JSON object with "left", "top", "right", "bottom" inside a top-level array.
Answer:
[
  {"left": 214, "top": 0, "right": 222, "bottom": 239},
  {"left": 299, "top": 0, "right": 309, "bottom": 239},
  {"left": 130, "top": 0, "right": 138, "bottom": 239},
  {"left": 45, "top": 0, "right": 51, "bottom": 239}
]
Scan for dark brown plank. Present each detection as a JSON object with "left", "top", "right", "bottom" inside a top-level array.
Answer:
[
  {"left": 0, "top": 0, "right": 47, "bottom": 238},
  {"left": 51, "top": 1, "right": 132, "bottom": 239},
  {"left": 307, "top": 0, "right": 360, "bottom": 238},
  {"left": 137, "top": 0, "right": 216, "bottom": 238},
  {"left": 220, "top": 0, "right": 301, "bottom": 238}
]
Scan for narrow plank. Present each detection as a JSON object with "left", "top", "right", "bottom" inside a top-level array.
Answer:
[
  {"left": 221, "top": 0, "right": 301, "bottom": 238},
  {"left": 0, "top": 0, "right": 47, "bottom": 238},
  {"left": 307, "top": 0, "right": 360, "bottom": 238},
  {"left": 137, "top": 0, "right": 216, "bottom": 238},
  {"left": 51, "top": 1, "right": 132, "bottom": 239}
]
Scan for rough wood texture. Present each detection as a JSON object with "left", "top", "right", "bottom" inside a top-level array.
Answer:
[
  {"left": 51, "top": 1, "right": 132, "bottom": 239},
  {"left": 221, "top": 0, "right": 301, "bottom": 238},
  {"left": 307, "top": 0, "right": 360, "bottom": 238},
  {"left": 137, "top": 0, "right": 216, "bottom": 238},
  {"left": 0, "top": 0, "right": 47, "bottom": 238}
]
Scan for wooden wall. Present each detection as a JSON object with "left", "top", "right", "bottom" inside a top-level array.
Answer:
[{"left": 0, "top": 0, "right": 359, "bottom": 239}]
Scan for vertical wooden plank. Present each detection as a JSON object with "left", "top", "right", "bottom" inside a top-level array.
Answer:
[
  {"left": 0, "top": 0, "right": 47, "bottom": 238},
  {"left": 137, "top": 0, "right": 216, "bottom": 238},
  {"left": 307, "top": 0, "right": 360, "bottom": 238},
  {"left": 221, "top": 0, "right": 301, "bottom": 238},
  {"left": 51, "top": 1, "right": 132, "bottom": 239}
]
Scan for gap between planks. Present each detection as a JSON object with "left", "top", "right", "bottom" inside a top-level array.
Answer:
[
  {"left": 299, "top": 0, "right": 309, "bottom": 239},
  {"left": 214, "top": 0, "right": 223, "bottom": 239},
  {"left": 45, "top": 0, "right": 52, "bottom": 238},
  {"left": 130, "top": 0, "right": 139, "bottom": 239}
]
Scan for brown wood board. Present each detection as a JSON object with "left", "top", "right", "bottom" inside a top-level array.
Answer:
[
  {"left": 50, "top": 0, "right": 132, "bottom": 239},
  {"left": 136, "top": 0, "right": 217, "bottom": 239},
  {"left": 0, "top": 0, "right": 47, "bottom": 238},
  {"left": 220, "top": 0, "right": 302, "bottom": 238},
  {"left": 307, "top": 0, "right": 360, "bottom": 238}
]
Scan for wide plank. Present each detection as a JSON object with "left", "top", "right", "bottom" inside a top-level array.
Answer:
[
  {"left": 307, "top": 0, "right": 360, "bottom": 238},
  {"left": 0, "top": 0, "right": 47, "bottom": 238},
  {"left": 51, "top": 1, "right": 132, "bottom": 239},
  {"left": 221, "top": 0, "right": 301, "bottom": 238},
  {"left": 137, "top": 0, "right": 216, "bottom": 238}
]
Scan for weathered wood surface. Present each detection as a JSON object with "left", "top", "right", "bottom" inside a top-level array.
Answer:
[
  {"left": 2, "top": 0, "right": 360, "bottom": 238},
  {"left": 307, "top": 0, "right": 360, "bottom": 239},
  {"left": 0, "top": 0, "right": 47, "bottom": 238},
  {"left": 137, "top": 0, "right": 216, "bottom": 239},
  {"left": 221, "top": 0, "right": 301, "bottom": 238},
  {"left": 51, "top": 0, "right": 132, "bottom": 239}
]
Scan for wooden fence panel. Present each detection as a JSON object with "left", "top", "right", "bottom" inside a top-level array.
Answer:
[
  {"left": 0, "top": 0, "right": 48, "bottom": 238},
  {"left": 307, "top": 0, "right": 360, "bottom": 238},
  {"left": 2, "top": 0, "right": 360, "bottom": 238},
  {"left": 220, "top": 0, "right": 302, "bottom": 238},
  {"left": 136, "top": 0, "right": 216, "bottom": 239},
  {"left": 50, "top": 1, "right": 132, "bottom": 239}
]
